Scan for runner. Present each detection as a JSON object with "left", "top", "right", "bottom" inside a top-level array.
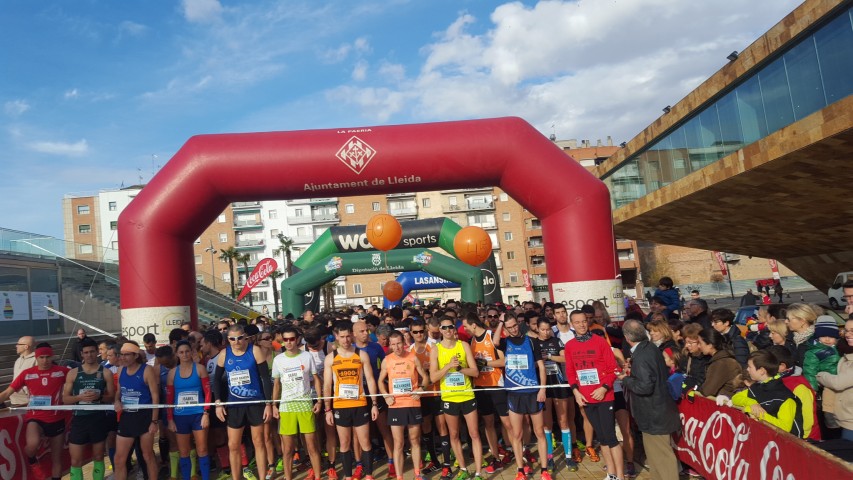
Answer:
[
  {"left": 212, "top": 324, "right": 274, "bottom": 480},
  {"left": 0, "top": 342, "right": 69, "bottom": 480},
  {"left": 430, "top": 316, "right": 484, "bottom": 480},
  {"left": 323, "top": 321, "right": 380, "bottom": 480},
  {"left": 167, "top": 340, "right": 212, "bottom": 480},
  {"left": 272, "top": 326, "right": 323, "bottom": 480},
  {"left": 199, "top": 329, "right": 231, "bottom": 479},
  {"left": 551, "top": 304, "right": 581, "bottom": 464},
  {"left": 378, "top": 331, "right": 430, "bottom": 480},
  {"left": 409, "top": 319, "right": 445, "bottom": 474},
  {"left": 502, "top": 315, "right": 550, "bottom": 480},
  {"left": 304, "top": 326, "right": 338, "bottom": 479},
  {"left": 113, "top": 341, "right": 160, "bottom": 480},
  {"left": 352, "top": 320, "right": 394, "bottom": 479},
  {"left": 564, "top": 310, "right": 623, "bottom": 480},
  {"left": 536, "top": 317, "right": 578, "bottom": 471},
  {"left": 63, "top": 337, "right": 115, "bottom": 480}
]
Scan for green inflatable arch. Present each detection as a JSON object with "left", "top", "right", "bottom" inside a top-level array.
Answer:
[{"left": 281, "top": 248, "right": 484, "bottom": 316}]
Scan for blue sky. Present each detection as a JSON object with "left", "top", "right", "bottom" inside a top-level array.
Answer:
[{"left": 1, "top": 0, "right": 800, "bottom": 238}]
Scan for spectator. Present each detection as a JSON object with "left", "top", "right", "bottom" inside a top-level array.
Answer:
[
  {"left": 747, "top": 304, "right": 784, "bottom": 350},
  {"left": 740, "top": 289, "right": 757, "bottom": 307},
  {"left": 10, "top": 336, "right": 36, "bottom": 407},
  {"left": 785, "top": 303, "right": 818, "bottom": 367},
  {"left": 619, "top": 320, "right": 681, "bottom": 480},
  {"left": 710, "top": 309, "right": 749, "bottom": 366},
  {"left": 72, "top": 328, "right": 88, "bottom": 363},
  {"left": 685, "top": 299, "right": 712, "bottom": 331},
  {"left": 698, "top": 329, "right": 742, "bottom": 398},
  {"left": 769, "top": 345, "right": 820, "bottom": 441},
  {"left": 679, "top": 324, "right": 710, "bottom": 391},
  {"left": 767, "top": 317, "right": 796, "bottom": 356},
  {"left": 817, "top": 318, "right": 853, "bottom": 441},
  {"left": 644, "top": 296, "right": 668, "bottom": 324},
  {"left": 803, "top": 315, "right": 841, "bottom": 431},
  {"left": 653, "top": 277, "right": 680, "bottom": 318},
  {"left": 647, "top": 320, "right": 678, "bottom": 355},
  {"left": 774, "top": 282, "right": 784, "bottom": 303},
  {"left": 690, "top": 290, "right": 700, "bottom": 300}
]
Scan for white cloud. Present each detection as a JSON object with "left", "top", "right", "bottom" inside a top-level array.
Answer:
[
  {"left": 4, "top": 100, "right": 30, "bottom": 116},
  {"left": 323, "top": 36, "right": 372, "bottom": 63},
  {"left": 64, "top": 89, "right": 79, "bottom": 99},
  {"left": 28, "top": 139, "right": 89, "bottom": 156},
  {"left": 119, "top": 20, "right": 147, "bottom": 37},
  {"left": 352, "top": 60, "right": 368, "bottom": 81},
  {"left": 182, "top": 0, "right": 223, "bottom": 23}
]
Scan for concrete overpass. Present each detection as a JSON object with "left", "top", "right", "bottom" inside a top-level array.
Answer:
[{"left": 595, "top": 0, "right": 853, "bottom": 291}]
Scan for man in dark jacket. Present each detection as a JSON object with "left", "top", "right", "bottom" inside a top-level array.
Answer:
[
  {"left": 685, "top": 299, "right": 712, "bottom": 331},
  {"left": 711, "top": 309, "right": 750, "bottom": 366},
  {"left": 619, "top": 320, "right": 681, "bottom": 480}
]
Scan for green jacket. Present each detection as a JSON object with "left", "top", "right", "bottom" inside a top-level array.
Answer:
[{"left": 802, "top": 340, "right": 838, "bottom": 391}]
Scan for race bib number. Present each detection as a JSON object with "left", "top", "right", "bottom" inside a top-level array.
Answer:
[
  {"left": 445, "top": 372, "right": 465, "bottom": 387},
  {"left": 577, "top": 368, "right": 600, "bottom": 386},
  {"left": 284, "top": 368, "right": 304, "bottom": 384},
  {"left": 545, "top": 363, "right": 560, "bottom": 375},
  {"left": 506, "top": 354, "right": 529, "bottom": 371},
  {"left": 392, "top": 378, "right": 413, "bottom": 394},
  {"left": 228, "top": 370, "right": 251, "bottom": 386},
  {"left": 177, "top": 391, "right": 199, "bottom": 405},
  {"left": 79, "top": 388, "right": 101, "bottom": 405},
  {"left": 123, "top": 394, "right": 141, "bottom": 412},
  {"left": 29, "top": 395, "right": 51, "bottom": 407},
  {"left": 339, "top": 383, "right": 359, "bottom": 399}
]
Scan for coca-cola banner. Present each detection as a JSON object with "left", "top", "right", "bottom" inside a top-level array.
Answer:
[
  {"left": 237, "top": 258, "right": 278, "bottom": 301},
  {"left": 0, "top": 412, "right": 84, "bottom": 480},
  {"left": 712, "top": 251, "right": 728, "bottom": 276},
  {"left": 676, "top": 396, "right": 852, "bottom": 479}
]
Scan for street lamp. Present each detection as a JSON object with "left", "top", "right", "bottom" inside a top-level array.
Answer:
[{"left": 204, "top": 240, "right": 217, "bottom": 291}]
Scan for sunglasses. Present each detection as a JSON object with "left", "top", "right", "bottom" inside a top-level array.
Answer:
[
  {"left": 259, "top": 337, "right": 272, "bottom": 341},
  {"left": 486, "top": 314, "right": 499, "bottom": 318},
  {"left": 227, "top": 335, "right": 246, "bottom": 342},
  {"left": 282, "top": 337, "right": 298, "bottom": 343},
  {"left": 440, "top": 325, "right": 455, "bottom": 330},
  {"left": 218, "top": 327, "right": 228, "bottom": 331},
  {"left": 411, "top": 330, "right": 425, "bottom": 334}
]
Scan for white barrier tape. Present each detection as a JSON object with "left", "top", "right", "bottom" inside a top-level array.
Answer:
[{"left": 10, "top": 383, "right": 574, "bottom": 412}]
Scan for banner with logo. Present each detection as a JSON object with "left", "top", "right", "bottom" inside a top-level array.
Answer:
[
  {"left": 522, "top": 269, "right": 532, "bottom": 292},
  {"left": 768, "top": 259, "right": 781, "bottom": 280},
  {"left": 237, "top": 258, "right": 278, "bottom": 301},
  {"left": 712, "top": 251, "right": 728, "bottom": 276},
  {"left": 0, "top": 412, "right": 88, "bottom": 480},
  {"left": 675, "top": 396, "right": 852, "bottom": 479}
]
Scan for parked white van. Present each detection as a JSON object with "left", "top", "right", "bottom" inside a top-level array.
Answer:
[{"left": 828, "top": 271, "right": 853, "bottom": 309}]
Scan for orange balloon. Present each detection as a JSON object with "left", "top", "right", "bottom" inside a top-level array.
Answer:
[
  {"left": 453, "top": 226, "right": 492, "bottom": 266},
  {"left": 366, "top": 214, "right": 402, "bottom": 251},
  {"left": 383, "top": 281, "right": 404, "bottom": 302}
]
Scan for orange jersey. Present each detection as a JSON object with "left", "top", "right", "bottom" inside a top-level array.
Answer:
[
  {"left": 411, "top": 343, "right": 438, "bottom": 396},
  {"left": 384, "top": 351, "right": 421, "bottom": 408},
  {"left": 331, "top": 349, "right": 366, "bottom": 408},
  {"left": 471, "top": 331, "right": 504, "bottom": 387}
]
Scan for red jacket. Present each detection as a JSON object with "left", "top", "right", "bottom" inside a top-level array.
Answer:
[{"left": 564, "top": 335, "right": 617, "bottom": 403}]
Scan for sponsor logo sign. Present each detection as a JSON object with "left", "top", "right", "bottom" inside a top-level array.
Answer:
[
  {"left": 413, "top": 252, "right": 433, "bottom": 266},
  {"left": 236, "top": 258, "right": 278, "bottom": 301},
  {"left": 335, "top": 136, "right": 376, "bottom": 175},
  {"left": 325, "top": 256, "right": 343, "bottom": 273}
]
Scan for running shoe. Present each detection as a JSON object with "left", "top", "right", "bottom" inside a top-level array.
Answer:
[
  {"left": 514, "top": 470, "right": 527, "bottom": 480},
  {"left": 439, "top": 466, "right": 453, "bottom": 480},
  {"left": 546, "top": 457, "right": 555, "bottom": 472},
  {"left": 327, "top": 467, "right": 339, "bottom": 480},
  {"left": 215, "top": 471, "right": 232, "bottom": 480},
  {"left": 625, "top": 462, "right": 637, "bottom": 478},
  {"left": 266, "top": 464, "right": 276, "bottom": 480},
  {"left": 603, "top": 475, "right": 619, "bottom": 480},
  {"left": 575, "top": 440, "right": 586, "bottom": 450},
  {"left": 472, "top": 474, "right": 484, "bottom": 480},
  {"left": 276, "top": 458, "right": 284, "bottom": 473},
  {"left": 422, "top": 461, "right": 440, "bottom": 474},
  {"left": 353, "top": 464, "right": 364, "bottom": 480},
  {"left": 565, "top": 458, "right": 579, "bottom": 472},
  {"left": 523, "top": 450, "right": 537, "bottom": 465},
  {"left": 243, "top": 467, "right": 259, "bottom": 480},
  {"left": 540, "top": 471, "right": 552, "bottom": 480},
  {"left": 293, "top": 452, "right": 302, "bottom": 466},
  {"left": 484, "top": 459, "right": 503, "bottom": 474},
  {"left": 571, "top": 447, "right": 582, "bottom": 464},
  {"left": 387, "top": 463, "right": 397, "bottom": 479},
  {"left": 585, "top": 446, "right": 600, "bottom": 462},
  {"left": 453, "top": 469, "right": 470, "bottom": 480},
  {"left": 306, "top": 468, "right": 317, "bottom": 480},
  {"left": 415, "top": 476, "right": 425, "bottom": 480}
]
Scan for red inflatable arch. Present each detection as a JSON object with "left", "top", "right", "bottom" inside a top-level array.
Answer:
[{"left": 118, "top": 117, "right": 621, "bottom": 342}]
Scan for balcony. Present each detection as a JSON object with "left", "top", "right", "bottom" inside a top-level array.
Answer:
[
  {"left": 466, "top": 201, "right": 494, "bottom": 211},
  {"left": 287, "top": 215, "right": 313, "bottom": 225},
  {"left": 442, "top": 204, "right": 463, "bottom": 214},
  {"left": 232, "top": 202, "right": 261, "bottom": 211},
  {"left": 386, "top": 192, "right": 416, "bottom": 198},
  {"left": 389, "top": 206, "right": 418, "bottom": 217},
  {"left": 292, "top": 235, "right": 315, "bottom": 244},
  {"left": 312, "top": 212, "right": 339, "bottom": 222},
  {"left": 310, "top": 198, "right": 337, "bottom": 205},
  {"left": 469, "top": 222, "right": 497, "bottom": 230},
  {"left": 234, "top": 218, "right": 263, "bottom": 230},
  {"left": 235, "top": 238, "right": 265, "bottom": 250}
]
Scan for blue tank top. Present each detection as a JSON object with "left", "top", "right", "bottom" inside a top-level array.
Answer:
[
  {"left": 173, "top": 363, "right": 204, "bottom": 416},
  {"left": 120, "top": 364, "right": 152, "bottom": 412},
  {"left": 224, "top": 344, "right": 263, "bottom": 401},
  {"left": 503, "top": 336, "right": 539, "bottom": 393}
]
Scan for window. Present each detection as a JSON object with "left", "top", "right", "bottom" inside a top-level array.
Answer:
[
  {"left": 294, "top": 208, "right": 303, "bottom": 217},
  {"left": 504, "top": 232, "right": 513, "bottom": 241},
  {"left": 509, "top": 272, "right": 519, "bottom": 284},
  {"left": 422, "top": 198, "right": 431, "bottom": 208},
  {"left": 251, "top": 291, "right": 268, "bottom": 302},
  {"left": 297, "top": 227, "right": 308, "bottom": 237},
  {"left": 506, "top": 251, "right": 515, "bottom": 260},
  {"left": 108, "top": 201, "right": 117, "bottom": 211},
  {"left": 499, "top": 193, "right": 508, "bottom": 202},
  {"left": 78, "top": 224, "right": 91, "bottom": 234},
  {"left": 196, "top": 274, "right": 204, "bottom": 283},
  {"left": 218, "top": 214, "right": 226, "bottom": 223},
  {"left": 223, "top": 273, "right": 231, "bottom": 282},
  {"left": 345, "top": 204, "right": 355, "bottom": 214},
  {"left": 335, "top": 284, "right": 346, "bottom": 296},
  {"left": 448, "top": 196, "right": 457, "bottom": 207},
  {"left": 195, "top": 255, "right": 202, "bottom": 265},
  {"left": 502, "top": 212, "right": 510, "bottom": 221},
  {"left": 353, "top": 283, "right": 362, "bottom": 295},
  {"left": 372, "top": 202, "right": 380, "bottom": 211},
  {"left": 269, "top": 210, "right": 278, "bottom": 219},
  {"left": 194, "top": 238, "right": 201, "bottom": 245},
  {"left": 111, "top": 241, "right": 118, "bottom": 250},
  {"left": 77, "top": 205, "right": 90, "bottom": 215},
  {"left": 110, "top": 221, "right": 117, "bottom": 231},
  {"left": 219, "top": 233, "right": 228, "bottom": 243},
  {"left": 270, "top": 229, "right": 280, "bottom": 238},
  {"left": 79, "top": 244, "right": 93, "bottom": 254}
]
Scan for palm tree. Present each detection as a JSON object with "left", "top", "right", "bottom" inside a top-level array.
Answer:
[
  {"left": 236, "top": 252, "right": 253, "bottom": 307},
  {"left": 269, "top": 270, "right": 284, "bottom": 318},
  {"left": 272, "top": 234, "right": 296, "bottom": 277},
  {"left": 219, "top": 246, "right": 239, "bottom": 298},
  {"left": 322, "top": 280, "right": 337, "bottom": 312}
]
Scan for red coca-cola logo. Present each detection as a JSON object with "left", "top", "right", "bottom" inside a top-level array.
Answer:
[{"left": 237, "top": 258, "right": 278, "bottom": 301}]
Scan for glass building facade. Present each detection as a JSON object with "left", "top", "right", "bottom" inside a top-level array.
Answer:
[{"left": 603, "top": 5, "right": 853, "bottom": 209}]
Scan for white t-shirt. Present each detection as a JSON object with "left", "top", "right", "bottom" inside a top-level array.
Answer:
[
  {"left": 553, "top": 325, "right": 576, "bottom": 344},
  {"left": 271, "top": 351, "right": 315, "bottom": 413}
]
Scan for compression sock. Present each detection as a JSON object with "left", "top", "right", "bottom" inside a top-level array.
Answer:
[
  {"left": 341, "top": 451, "right": 354, "bottom": 478},
  {"left": 544, "top": 429, "right": 553, "bottom": 457},
  {"left": 93, "top": 460, "right": 105, "bottom": 480},
  {"left": 191, "top": 449, "right": 198, "bottom": 477},
  {"left": 170, "top": 451, "right": 180, "bottom": 479},
  {"left": 159, "top": 437, "right": 170, "bottom": 464},
  {"left": 360, "top": 449, "right": 373, "bottom": 476},
  {"left": 179, "top": 456, "right": 192, "bottom": 480},
  {"left": 108, "top": 447, "right": 116, "bottom": 470},
  {"left": 439, "top": 435, "right": 452, "bottom": 466},
  {"left": 199, "top": 455, "right": 211, "bottom": 480},
  {"left": 561, "top": 430, "right": 572, "bottom": 459},
  {"left": 70, "top": 466, "right": 83, "bottom": 480},
  {"left": 422, "top": 433, "right": 438, "bottom": 464}
]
